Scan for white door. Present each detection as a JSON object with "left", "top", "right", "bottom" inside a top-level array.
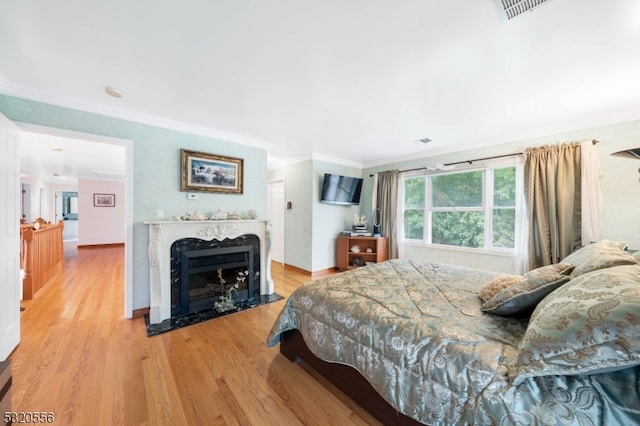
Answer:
[
  {"left": 268, "top": 179, "right": 285, "bottom": 264},
  {"left": 0, "top": 113, "right": 21, "bottom": 360}
]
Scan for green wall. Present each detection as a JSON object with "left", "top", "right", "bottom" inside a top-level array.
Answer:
[
  {"left": 268, "top": 158, "right": 362, "bottom": 272},
  {"left": 269, "top": 160, "right": 314, "bottom": 271},
  {"left": 0, "top": 95, "right": 269, "bottom": 310}
]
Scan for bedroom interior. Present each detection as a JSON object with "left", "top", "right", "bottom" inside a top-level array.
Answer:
[{"left": 2, "top": 0, "right": 640, "bottom": 425}]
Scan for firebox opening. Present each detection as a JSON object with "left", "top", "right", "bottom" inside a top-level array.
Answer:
[
  {"left": 181, "top": 245, "right": 255, "bottom": 315},
  {"left": 170, "top": 235, "right": 261, "bottom": 317}
]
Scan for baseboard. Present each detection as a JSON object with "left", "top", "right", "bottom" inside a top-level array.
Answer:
[
  {"left": 276, "top": 262, "right": 338, "bottom": 277},
  {"left": 281, "top": 263, "right": 311, "bottom": 276},
  {"left": 311, "top": 267, "right": 339, "bottom": 277},
  {"left": 78, "top": 243, "right": 125, "bottom": 249},
  {"left": 132, "top": 307, "right": 150, "bottom": 318}
]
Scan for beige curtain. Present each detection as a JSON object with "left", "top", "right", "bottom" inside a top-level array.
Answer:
[
  {"left": 524, "top": 143, "right": 582, "bottom": 268},
  {"left": 376, "top": 170, "right": 399, "bottom": 259}
]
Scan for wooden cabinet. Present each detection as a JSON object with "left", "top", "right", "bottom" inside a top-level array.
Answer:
[{"left": 336, "top": 236, "right": 388, "bottom": 271}]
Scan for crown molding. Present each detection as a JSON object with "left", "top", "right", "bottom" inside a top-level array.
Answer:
[
  {"left": 311, "top": 153, "right": 363, "bottom": 169},
  {"left": 268, "top": 153, "right": 363, "bottom": 171},
  {"left": 0, "top": 82, "right": 272, "bottom": 151}
]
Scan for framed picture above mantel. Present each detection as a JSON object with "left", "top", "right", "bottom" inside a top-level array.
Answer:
[{"left": 181, "top": 149, "right": 244, "bottom": 194}]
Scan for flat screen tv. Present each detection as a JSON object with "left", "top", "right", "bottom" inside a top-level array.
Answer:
[{"left": 321, "top": 173, "right": 363, "bottom": 205}]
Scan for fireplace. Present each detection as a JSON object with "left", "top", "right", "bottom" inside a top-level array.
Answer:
[
  {"left": 144, "top": 220, "right": 275, "bottom": 324},
  {"left": 171, "top": 236, "right": 260, "bottom": 316}
]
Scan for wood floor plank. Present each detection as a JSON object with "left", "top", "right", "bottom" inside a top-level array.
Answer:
[{"left": 8, "top": 244, "right": 382, "bottom": 425}]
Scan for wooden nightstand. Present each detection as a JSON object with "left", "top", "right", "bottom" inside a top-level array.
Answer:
[{"left": 336, "top": 236, "right": 388, "bottom": 271}]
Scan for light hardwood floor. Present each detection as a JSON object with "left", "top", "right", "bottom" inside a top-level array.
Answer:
[{"left": 9, "top": 243, "right": 381, "bottom": 425}]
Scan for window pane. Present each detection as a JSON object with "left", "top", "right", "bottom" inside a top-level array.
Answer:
[
  {"left": 404, "top": 209, "right": 424, "bottom": 240},
  {"left": 404, "top": 176, "right": 425, "bottom": 208},
  {"left": 493, "top": 208, "right": 515, "bottom": 248},
  {"left": 494, "top": 167, "right": 516, "bottom": 207},
  {"left": 432, "top": 211, "right": 484, "bottom": 248},
  {"left": 432, "top": 171, "right": 482, "bottom": 207}
]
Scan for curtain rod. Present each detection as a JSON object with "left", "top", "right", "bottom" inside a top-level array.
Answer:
[{"left": 370, "top": 139, "right": 599, "bottom": 177}]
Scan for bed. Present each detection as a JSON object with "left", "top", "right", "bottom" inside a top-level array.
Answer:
[{"left": 267, "top": 240, "right": 640, "bottom": 425}]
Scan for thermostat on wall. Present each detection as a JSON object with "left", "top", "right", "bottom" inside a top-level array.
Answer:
[{"left": 187, "top": 193, "right": 198, "bottom": 200}]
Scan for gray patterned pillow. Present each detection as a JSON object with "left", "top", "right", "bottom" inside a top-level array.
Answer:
[
  {"left": 478, "top": 275, "right": 522, "bottom": 303},
  {"left": 511, "top": 264, "right": 640, "bottom": 386},
  {"left": 524, "top": 262, "right": 575, "bottom": 278},
  {"left": 481, "top": 275, "right": 570, "bottom": 316},
  {"left": 560, "top": 240, "right": 637, "bottom": 277}
]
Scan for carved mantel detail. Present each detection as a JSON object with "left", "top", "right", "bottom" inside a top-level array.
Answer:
[
  {"left": 143, "top": 220, "right": 274, "bottom": 324},
  {"left": 196, "top": 224, "right": 241, "bottom": 240}
]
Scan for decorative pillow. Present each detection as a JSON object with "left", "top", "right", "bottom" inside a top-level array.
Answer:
[
  {"left": 478, "top": 275, "right": 522, "bottom": 303},
  {"left": 481, "top": 275, "right": 570, "bottom": 316},
  {"left": 510, "top": 264, "right": 640, "bottom": 386},
  {"left": 524, "top": 262, "right": 575, "bottom": 278},
  {"left": 560, "top": 239, "right": 637, "bottom": 277}
]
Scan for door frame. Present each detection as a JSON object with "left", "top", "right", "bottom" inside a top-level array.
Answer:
[
  {"left": 267, "top": 177, "right": 285, "bottom": 265},
  {"left": 16, "top": 122, "right": 135, "bottom": 318}
]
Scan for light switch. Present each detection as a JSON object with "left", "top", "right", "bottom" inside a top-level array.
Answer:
[{"left": 187, "top": 193, "right": 198, "bottom": 200}]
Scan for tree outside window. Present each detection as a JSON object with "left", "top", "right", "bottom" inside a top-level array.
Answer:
[{"left": 402, "top": 166, "right": 516, "bottom": 250}]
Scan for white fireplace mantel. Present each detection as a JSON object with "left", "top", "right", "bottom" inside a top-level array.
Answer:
[{"left": 144, "top": 219, "right": 274, "bottom": 324}]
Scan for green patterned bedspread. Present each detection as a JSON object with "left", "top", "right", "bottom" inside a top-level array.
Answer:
[{"left": 267, "top": 259, "right": 640, "bottom": 425}]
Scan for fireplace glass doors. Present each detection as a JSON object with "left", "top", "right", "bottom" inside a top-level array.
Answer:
[{"left": 170, "top": 235, "right": 260, "bottom": 317}]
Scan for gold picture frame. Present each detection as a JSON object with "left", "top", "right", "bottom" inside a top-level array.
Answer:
[{"left": 181, "top": 149, "right": 244, "bottom": 194}]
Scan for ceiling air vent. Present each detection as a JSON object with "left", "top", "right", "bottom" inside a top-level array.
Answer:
[{"left": 493, "top": 0, "right": 554, "bottom": 21}]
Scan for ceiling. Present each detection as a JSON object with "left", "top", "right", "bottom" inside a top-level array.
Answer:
[
  {"left": 19, "top": 130, "right": 125, "bottom": 185},
  {"left": 2, "top": 0, "right": 640, "bottom": 173}
]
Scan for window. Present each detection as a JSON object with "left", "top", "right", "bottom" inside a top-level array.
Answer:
[{"left": 402, "top": 165, "right": 517, "bottom": 250}]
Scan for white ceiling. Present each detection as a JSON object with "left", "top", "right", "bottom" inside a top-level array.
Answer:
[
  {"left": 2, "top": 0, "right": 640, "bottom": 172},
  {"left": 19, "top": 130, "right": 125, "bottom": 185}
]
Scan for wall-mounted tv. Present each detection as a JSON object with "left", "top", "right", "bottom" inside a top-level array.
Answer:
[{"left": 320, "top": 173, "right": 363, "bottom": 205}]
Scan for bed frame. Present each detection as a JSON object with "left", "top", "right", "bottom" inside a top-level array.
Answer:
[{"left": 280, "top": 329, "right": 423, "bottom": 426}]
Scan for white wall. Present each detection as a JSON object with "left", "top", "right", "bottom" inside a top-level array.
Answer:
[
  {"left": 78, "top": 179, "right": 125, "bottom": 245},
  {"left": 20, "top": 175, "right": 50, "bottom": 222}
]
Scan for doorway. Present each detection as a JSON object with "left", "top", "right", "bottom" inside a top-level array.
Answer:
[
  {"left": 20, "top": 182, "right": 31, "bottom": 223},
  {"left": 17, "top": 123, "right": 134, "bottom": 318},
  {"left": 56, "top": 191, "right": 79, "bottom": 240}
]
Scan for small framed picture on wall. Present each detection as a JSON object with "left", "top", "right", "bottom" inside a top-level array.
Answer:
[{"left": 94, "top": 193, "right": 115, "bottom": 207}]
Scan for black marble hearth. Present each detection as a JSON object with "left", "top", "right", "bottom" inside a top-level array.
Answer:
[{"left": 144, "top": 292, "right": 284, "bottom": 337}]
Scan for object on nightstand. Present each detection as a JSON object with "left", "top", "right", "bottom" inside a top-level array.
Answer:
[{"left": 372, "top": 208, "right": 382, "bottom": 237}]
